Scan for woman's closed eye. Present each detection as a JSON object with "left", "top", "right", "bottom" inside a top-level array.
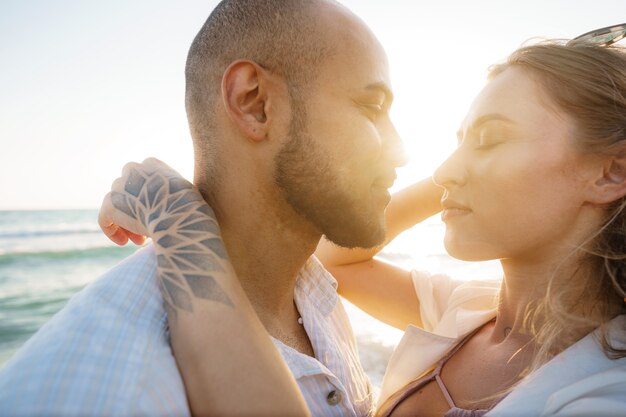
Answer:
[
  {"left": 457, "top": 119, "right": 516, "bottom": 150},
  {"left": 474, "top": 127, "right": 512, "bottom": 150},
  {"left": 475, "top": 135, "right": 504, "bottom": 150}
]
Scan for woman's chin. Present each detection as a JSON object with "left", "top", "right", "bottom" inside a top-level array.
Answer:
[{"left": 444, "top": 240, "right": 497, "bottom": 262}]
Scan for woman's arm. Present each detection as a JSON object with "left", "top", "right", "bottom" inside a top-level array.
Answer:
[
  {"left": 316, "top": 178, "right": 443, "bottom": 330},
  {"left": 99, "top": 159, "right": 310, "bottom": 417}
]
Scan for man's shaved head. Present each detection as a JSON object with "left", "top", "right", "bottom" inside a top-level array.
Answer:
[
  {"left": 185, "top": 0, "right": 336, "bottom": 149},
  {"left": 185, "top": 0, "right": 401, "bottom": 249}
]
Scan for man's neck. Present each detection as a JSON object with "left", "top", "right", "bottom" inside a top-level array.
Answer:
[{"left": 201, "top": 180, "right": 321, "bottom": 329}]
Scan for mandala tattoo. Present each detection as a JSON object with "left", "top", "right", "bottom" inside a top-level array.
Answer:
[{"left": 112, "top": 168, "right": 234, "bottom": 315}]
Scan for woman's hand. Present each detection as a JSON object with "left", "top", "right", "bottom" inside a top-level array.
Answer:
[{"left": 314, "top": 177, "right": 443, "bottom": 330}]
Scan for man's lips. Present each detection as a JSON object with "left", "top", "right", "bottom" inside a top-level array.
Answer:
[{"left": 373, "top": 174, "right": 397, "bottom": 190}]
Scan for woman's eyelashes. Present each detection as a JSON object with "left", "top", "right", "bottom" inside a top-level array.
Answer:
[
  {"left": 457, "top": 122, "right": 515, "bottom": 151},
  {"left": 458, "top": 130, "right": 507, "bottom": 151},
  {"left": 475, "top": 135, "right": 503, "bottom": 150},
  {"left": 458, "top": 136, "right": 503, "bottom": 151}
]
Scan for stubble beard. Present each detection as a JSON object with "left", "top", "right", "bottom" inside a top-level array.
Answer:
[{"left": 273, "top": 104, "right": 385, "bottom": 249}]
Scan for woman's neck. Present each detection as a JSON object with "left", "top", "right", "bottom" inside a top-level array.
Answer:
[
  {"left": 496, "top": 250, "right": 621, "bottom": 350},
  {"left": 491, "top": 254, "right": 584, "bottom": 345}
]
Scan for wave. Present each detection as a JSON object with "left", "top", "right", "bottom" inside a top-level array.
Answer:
[
  {"left": 0, "top": 228, "right": 102, "bottom": 239},
  {"left": 0, "top": 245, "right": 138, "bottom": 265}
]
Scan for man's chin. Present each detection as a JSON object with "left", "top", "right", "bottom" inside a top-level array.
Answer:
[
  {"left": 372, "top": 186, "right": 392, "bottom": 208},
  {"left": 324, "top": 222, "right": 386, "bottom": 249}
]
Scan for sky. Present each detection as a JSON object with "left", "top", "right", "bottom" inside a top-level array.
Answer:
[{"left": 2, "top": 0, "right": 626, "bottom": 209}]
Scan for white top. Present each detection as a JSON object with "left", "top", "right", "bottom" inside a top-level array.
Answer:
[
  {"left": 379, "top": 271, "right": 626, "bottom": 416},
  {"left": 0, "top": 245, "right": 373, "bottom": 417}
]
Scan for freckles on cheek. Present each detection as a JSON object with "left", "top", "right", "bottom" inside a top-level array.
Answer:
[
  {"left": 504, "top": 162, "right": 573, "bottom": 213},
  {"left": 478, "top": 162, "right": 539, "bottom": 210}
]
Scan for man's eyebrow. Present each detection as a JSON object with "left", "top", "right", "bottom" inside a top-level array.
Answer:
[
  {"left": 456, "top": 113, "right": 516, "bottom": 142},
  {"left": 364, "top": 82, "right": 394, "bottom": 104}
]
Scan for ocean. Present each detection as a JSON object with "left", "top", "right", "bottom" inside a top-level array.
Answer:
[{"left": 0, "top": 209, "right": 502, "bottom": 390}]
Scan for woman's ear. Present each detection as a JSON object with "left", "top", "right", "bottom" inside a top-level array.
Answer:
[
  {"left": 221, "top": 60, "right": 274, "bottom": 142},
  {"left": 589, "top": 151, "right": 626, "bottom": 204}
]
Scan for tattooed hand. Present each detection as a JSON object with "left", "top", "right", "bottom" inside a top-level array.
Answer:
[
  {"left": 99, "top": 158, "right": 206, "bottom": 242},
  {"left": 99, "top": 158, "right": 233, "bottom": 314}
]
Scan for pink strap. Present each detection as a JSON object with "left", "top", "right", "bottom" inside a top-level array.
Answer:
[
  {"left": 435, "top": 374, "right": 457, "bottom": 408},
  {"left": 434, "top": 318, "right": 496, "bottom": 408}
]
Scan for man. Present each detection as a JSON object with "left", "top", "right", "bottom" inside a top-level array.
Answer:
[{"left": 0, "top": 0, "right": 405, "bottom": 415}]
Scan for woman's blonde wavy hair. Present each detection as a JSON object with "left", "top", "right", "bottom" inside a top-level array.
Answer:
[{"left": 489, "top": 40, "right": 626, "bottom": 389}]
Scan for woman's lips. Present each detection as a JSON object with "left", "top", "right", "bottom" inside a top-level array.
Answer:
[
  {"left": 441, "top": 207, "right": 472, "bottom": 221},
  {"left": 441, "top": 199, "right": 472, "bottom": 221}
]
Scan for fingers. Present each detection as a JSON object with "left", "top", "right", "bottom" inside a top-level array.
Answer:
[
  {"left": 99, "top": 192, "right": 149, "bottom": 246},
  {"left": 99, "top": 193, "right": 125, "bottom": 245},
  {"left": 110, "top": 227, "right": 130, "bottom": 246},
  {"left": 142, "top": 157, "right": 163, "bottom": 165},
  {"left": 127, "top": 231, "right": 147, "bottom": 246},
  {"left": 119, "top": 162, "right": 142, "bottom": 194},
  {"left": 108, "top": 227, "right": 147, "bottom": 247},
  {"left": 100, "top": 158, "right": 193, "bottom": 247},
  {"left": 98, "top": 193, "right": 114, "bottom": 234},
  {"left": 141, "top": 157, "right": 183, "bottom": 179}
]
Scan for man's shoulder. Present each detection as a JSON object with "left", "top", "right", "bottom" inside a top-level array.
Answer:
[
  {"left": 60, "top": 244, "right": 164, "bottom": 333},
  {"left": 0, "top": 245, "right": 189, "bottom": 416},
  {"left": 84, "top": 244, "right": 160, "bottom": 315}
]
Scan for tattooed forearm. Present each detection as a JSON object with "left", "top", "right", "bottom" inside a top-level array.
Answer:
[{"left": 112, "top": 167, "right": 234, "bottom": 314}]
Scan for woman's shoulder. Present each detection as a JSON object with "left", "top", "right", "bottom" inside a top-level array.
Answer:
[
  {"left": 410, "top": 270, "right": 500, "bottom": 334},
  {"left": 489, "top": 315, "right": 626, "bottom": 416},
  {"left": 410, "top": 270, "right": 501, "bottom": 297}
]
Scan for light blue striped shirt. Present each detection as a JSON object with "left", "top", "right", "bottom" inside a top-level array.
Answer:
[{"left": 0, "top": 245, "right": 373, "bottom": 416}]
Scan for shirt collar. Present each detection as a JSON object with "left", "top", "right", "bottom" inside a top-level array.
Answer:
[{"left": 294, "top": 255, "right": 338, "bottom": 317}]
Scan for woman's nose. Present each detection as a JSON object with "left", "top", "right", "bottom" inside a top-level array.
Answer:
[{"left": 433, "top": 148, "right": 467, "bottom": 188}]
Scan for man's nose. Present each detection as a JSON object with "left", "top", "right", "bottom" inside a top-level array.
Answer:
[{"left": 384, "top": 121, "right": 408, "bottom": 168}]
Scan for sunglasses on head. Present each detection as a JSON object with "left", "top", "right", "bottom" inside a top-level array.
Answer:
[{"left": 567, "top": 23, "right": 626, "bottom": 47}]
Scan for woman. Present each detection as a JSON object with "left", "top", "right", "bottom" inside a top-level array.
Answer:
[{"left": 100, "top": 34, "right": 626, "bottom": 416}]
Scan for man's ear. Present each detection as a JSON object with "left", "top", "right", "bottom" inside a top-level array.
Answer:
[
  {"left": 221, "top": 60, "right": 273, "bottom": 142},
  {"left": 589, "top": 151, "right": 626, "bottom": 204}
]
